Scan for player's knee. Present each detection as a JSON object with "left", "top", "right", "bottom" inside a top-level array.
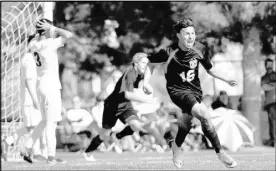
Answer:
[{"left": 191, "top": 104, "right": 210, "bottom": 121}]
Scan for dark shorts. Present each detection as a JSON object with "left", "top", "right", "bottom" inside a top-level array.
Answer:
[
  {"left": 102, "top": 102, "right": 138, "bottom": 129},
  {"left": 167, "top": 87, "right": 202, "bottom": 115}
]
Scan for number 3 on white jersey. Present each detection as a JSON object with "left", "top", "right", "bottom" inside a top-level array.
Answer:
[{"left": 180, "top": 70, "right": 195, "bottom": 82}]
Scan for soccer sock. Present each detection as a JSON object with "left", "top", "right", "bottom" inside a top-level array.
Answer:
[
  {"left": 32, "top": 134, "right": 41, "bottom": 155},
  {"left": 45, "top": 121, "right": 57, "bottom": 157},
  {"left": 175, "top": 115, "right": 193, "bottom": 147},
  {"left": 85, "top": 135, "right": 103, "bottom": 153},
  {"left": 201, "top": 119, "right": 221, "bottom": 153},
  {"left": 26, "top": 120, "right": 46, "bottom": 149},
  {"left": 115, "top": 126, "right": 134, "bottom": 140}
]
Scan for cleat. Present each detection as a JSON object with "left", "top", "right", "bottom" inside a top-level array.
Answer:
[
  {"left": 217, "top": 151, "right": 237, "bottom": 168},
  {"left": 83, "top": 152, "right": 96, "bottom": 162},
  {"left": 20, "top": 151, "right": 33, "bottom": 164},
  {"left": 20, "top": 147, "right": 33, "bottom": 163},
  {"left": 171, "top": 141, "right": 182, "bottom": 168}
]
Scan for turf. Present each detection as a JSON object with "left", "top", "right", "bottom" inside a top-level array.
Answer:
[{"left": 1, "top": 147, "right": 275, "bottom": 170}]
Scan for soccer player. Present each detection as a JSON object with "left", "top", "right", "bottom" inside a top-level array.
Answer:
[
  {"left": 83, "top": 52, "right": 158, "bottom": 161},
  {"left": 146, "top": 18, "right": 238, "bottom": 168},
  {"left": 20, "top": 18, "right": 74, "bottom": 164},
  {"left": 2, "top": 35, "right": 46, "bottom": 161}
]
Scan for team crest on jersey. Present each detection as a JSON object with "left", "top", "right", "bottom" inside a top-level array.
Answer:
[{"left": 189, "top": 58, "right": 197, "bottom": 69}]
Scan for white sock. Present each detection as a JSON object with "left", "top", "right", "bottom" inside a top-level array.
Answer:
[
  {"left": 25, "top": 120, "right": 46, "bottom": 149},
  {"left": 29, "top": 128, "right": 41, "bottom": 155},
  {"left": 40, "top": 130, "right": 48, "bottom": 158},
  {"left": 45, "top": 121, "right": 57, "bottom": 157}
]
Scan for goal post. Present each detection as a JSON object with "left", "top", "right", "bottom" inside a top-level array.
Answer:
[{"left": 1, "top": 2, "right": 54, "bottom": 161}]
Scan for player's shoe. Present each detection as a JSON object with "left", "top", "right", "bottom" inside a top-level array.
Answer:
[
  {"left": 217, "top": 151, "right": 237, "bottom": 168},
  {"left": 171, "top": 141, "right": 182, "bottom": 168},
  {"left": 20, "top": 147, "right": 33, "bottom": 163},
  {"left": 46, "top": 157, "right": 67, "bottom": 164},
  {"left": 83, "top": 152, "right": 96, "bottom": 162}
]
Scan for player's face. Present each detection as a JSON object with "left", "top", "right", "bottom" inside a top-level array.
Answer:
[
  {"left": 136, "top": 57, "right": 149, "bottom": 74},
  {"left": 177, "top": 26, "right": 196, "bottom": 49}
]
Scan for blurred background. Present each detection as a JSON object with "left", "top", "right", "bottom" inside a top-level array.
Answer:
[{"left": 1, "top": 1, "right": 275, "bottom": 154}]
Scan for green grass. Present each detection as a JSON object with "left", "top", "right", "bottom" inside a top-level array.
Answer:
[{"left": 2, "top": 147, "right": 275, "bottom": 170}]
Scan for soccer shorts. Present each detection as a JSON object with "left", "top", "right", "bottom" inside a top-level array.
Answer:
[
  {"left": 22, "top": 105, "right": 42, "bottom": 127},
  {"left": 102, "top": 102, "right": 138, "bottom": 129},
  {"left": 37, "top": 88, "right": 62, "bottom": 122},
  {"left": 167, "top": 88, "right": 202, "bottom": 114}
]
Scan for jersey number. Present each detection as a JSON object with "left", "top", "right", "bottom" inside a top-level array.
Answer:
[
  {"left": 180, "top": 70, "right": 195, "bottom": 82},
  {"left": 34, "top": 52, "right": 42, "bottom": 67}
]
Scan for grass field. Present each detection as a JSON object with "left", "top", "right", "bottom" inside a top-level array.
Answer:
[{"left": 1, "top": 147, "right": 275, "bottom": 170}]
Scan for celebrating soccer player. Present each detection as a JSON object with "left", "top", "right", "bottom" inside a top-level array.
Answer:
[{"left": 146, "top": 18, "right": 238, "bottom": 168}]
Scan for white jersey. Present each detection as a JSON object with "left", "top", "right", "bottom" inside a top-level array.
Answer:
[
  {"left": 20, "top": 53, "right": 37, "bottom": 106},
  {"left": 30, "top": 37, "right": 64, "bottom": 90}
]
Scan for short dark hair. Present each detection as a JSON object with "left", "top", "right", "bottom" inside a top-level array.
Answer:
[
  {"left": 265, "top": 58, "right": 273, "bottom": 66},
  {"left": 173, "top": 18, "right": 194, "bottom": 33},
  {"left": 36, "top": 18, "right": 53, "bottom": 35}
]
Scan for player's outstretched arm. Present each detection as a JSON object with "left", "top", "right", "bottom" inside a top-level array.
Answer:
[{"left": 207, "top": 67, "right": 238, "bottom": 87}]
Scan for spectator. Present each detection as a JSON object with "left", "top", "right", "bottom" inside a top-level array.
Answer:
[
  {"left": 211, "top": 91, "right": 233, "bottom": 110},
  {"left": 102, "top": 19, "right": 120, "bottom": 49},
  {"left": 261, "top": 58, "right": 276, "bottom": 147}
]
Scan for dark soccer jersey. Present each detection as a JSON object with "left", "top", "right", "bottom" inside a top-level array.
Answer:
[
  {"left": 148, "top": 41, "right": 213, "bottom": 96},
  {"left": 105, "top": 66, "right": 144, "bottom": 114}
]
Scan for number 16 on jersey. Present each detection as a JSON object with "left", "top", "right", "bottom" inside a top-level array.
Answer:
[{"left": 180, "top": 70, "right": 195, "bottom": 82}]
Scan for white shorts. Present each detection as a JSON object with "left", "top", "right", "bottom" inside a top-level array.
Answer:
[
  {"left": 22, "top": 105, "right": 42, "bottom": 127},
  {"left": 37, "top": 88, "right": 62, "bottom": 122}
]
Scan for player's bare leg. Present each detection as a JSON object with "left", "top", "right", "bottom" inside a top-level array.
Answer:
[{"left": 191, "top": 102, "right": 237, "bottom": 168}]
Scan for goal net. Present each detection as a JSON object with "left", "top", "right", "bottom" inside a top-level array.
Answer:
[{"left": 1, "top": 2, "right": 52, "bottom": 161}]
